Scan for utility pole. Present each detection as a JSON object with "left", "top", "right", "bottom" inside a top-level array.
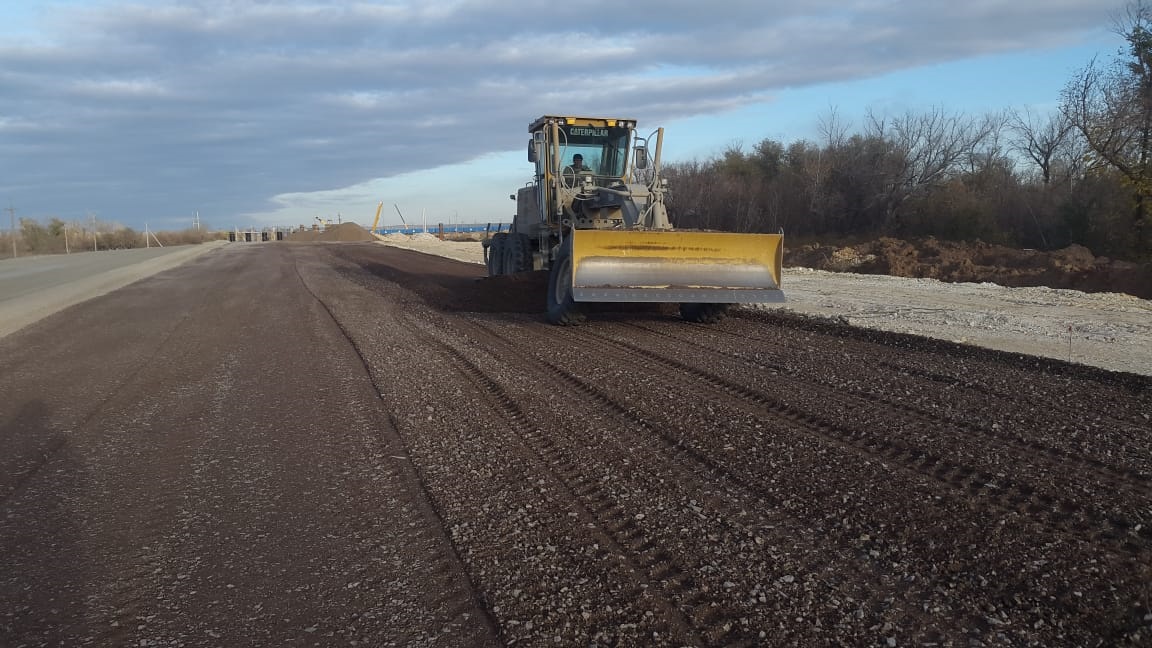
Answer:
[
  {"left": 89, "top": 211, "right": 97, "bottom": 251},
  {"left": 194, "top": 210, "right": 201, "bottom": 230},
  {"left": 5, "top": 205, "right": 15, "bottom": 258}
]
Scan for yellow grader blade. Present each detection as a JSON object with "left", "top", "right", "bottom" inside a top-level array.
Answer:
[{"left": 569, "top": 229, "right": 784, "bottom": 303}]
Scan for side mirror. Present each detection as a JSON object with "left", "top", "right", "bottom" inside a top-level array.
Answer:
[
  {"left": 528, "top": 140, "right": 537, "bottom": 163},
  {"left": 509, "top": 194, "right": 515, "bottom": 200},
  {"left": 634, "top": 146, "right": 649, "bottom": 169}
]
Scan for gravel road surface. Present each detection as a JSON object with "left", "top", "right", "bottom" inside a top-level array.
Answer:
[{"left": 2, "top": 241, "right": 1150, "bottom": 647}]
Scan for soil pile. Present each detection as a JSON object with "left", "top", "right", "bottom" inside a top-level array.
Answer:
[
  {"left": 286, "top": 222, "right": 375, "bottom": 243},
  {"left": 786, "top": 237, "right": 1152, "bottom": 299}
]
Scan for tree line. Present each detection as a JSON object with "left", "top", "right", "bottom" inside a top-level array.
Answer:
[
  {"left": 665, "top": 3, "right": 1152, "bottom": 262},
  {"left": 0, "top": 217, "right": 222, "bottom": 256}
]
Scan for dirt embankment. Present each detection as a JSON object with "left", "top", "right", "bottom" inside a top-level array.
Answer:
[
  {"left": 786, "top": 237, "right": 1152, "bottom": 299},
  {"left": 284, "top": 222, "right": 377, "bottom": 243}
]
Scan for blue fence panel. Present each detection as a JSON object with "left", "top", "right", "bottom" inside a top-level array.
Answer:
[{"left": 373, "top": 223, "right": 509, "bottom": 235}]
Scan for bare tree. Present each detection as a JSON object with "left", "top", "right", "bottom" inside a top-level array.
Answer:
[
  {"left": 785, "top": 139, "right": 840, "bottom": 233},
  {"left": 817, "top": 105, "right": 850, "bottom": 150},
  {"left": 963, "top": 111, "right": 1011, "bottom": 178},
  {"left": 1053, "top": 127, "right": 1096, "bottom": 187},
  {"left": 864, "top": 107, "right": 998, "bottom": 230},
  {"left": 1009, "top": 107, "right": 1074, "bottom": 185},
  {"left": 1061, "top": 0, "right": 1152, "bottom": 254}
]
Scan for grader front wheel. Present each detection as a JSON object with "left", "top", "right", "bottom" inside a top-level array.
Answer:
[{"left": 546, "top": 241, "right": 585, "bottom": 325}]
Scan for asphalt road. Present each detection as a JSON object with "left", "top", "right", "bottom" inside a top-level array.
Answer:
[
  {"left": 2, "top": 241, "right": 1150, "bottom": 647},
  {"left": 0, "top": 242, "right": 227, "bottom": 339},
  {"left": 0, "top": 247, "right": 191, "bottom": 298}
]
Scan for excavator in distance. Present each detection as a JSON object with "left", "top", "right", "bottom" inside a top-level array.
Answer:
[{"left": 484, "top": 115, "right": 785, "bottom": 324}]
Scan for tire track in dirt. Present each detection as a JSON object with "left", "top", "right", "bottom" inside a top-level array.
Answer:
[
  {"left": 490, "top": 315, "right": 1147, "bottom": 636},
  {"left": 327, "top": 242, "right": 1151, "bottom": 644},
  {"left": 291, "top": 254, "right": 503, "bottom": 647},
  {"left": 619, "top": 320, "right": 1152, "bottom": 520},
  {"left": 720, "top": 312, "right": 1149, "bottom": 444},
  {"left": 0, "top": 434, "right": 68, "bottom": 508},
  {"left": 423, "top": 313, "right": 969, "bottom": 644},
  {"left": 0, "top": 283, "right": 211, "bottom": 509},
  {"left": 574, "top": 321, "right": 1151, "bottom": 557},
  {"left": 2, "top": 272, "right": 234, "bottom": 645},
  {"left": 393, "top": 310, "right": 739, "bottom": 644},
  {"left": 626, "top": 318, "right": 1152, "bottom": 514},
  {"left": 413, "top": 330, "right": 709, "bottom": 644},
  {"left": 871, "top": 358, "right": 1147, "bottom": 435},
  {"left": 382, "top": 292, "right": 1146, "bottom": 642},
  {"left": 525, "top": 321, "right": 1150, "bottom": 642},
  {"left": 74, "top": 295, "right": 263, "bottom": 645}
]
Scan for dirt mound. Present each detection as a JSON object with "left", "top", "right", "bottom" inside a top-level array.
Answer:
[
  {"left": 786, "top": 237, "right": 1152, "bottom": 299},
  {"left": 286, "top": 222, "right": 374, "bottom": 243}
]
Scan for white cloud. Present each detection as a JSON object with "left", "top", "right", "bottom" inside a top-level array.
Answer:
[
  {"left": 69, "top": 77, "right": 170, "bottom": 98},
  {"left": 0, "top": 0, "right": 1128, "bottom": 227}
]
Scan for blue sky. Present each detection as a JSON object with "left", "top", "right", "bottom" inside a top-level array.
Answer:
[{"left": 0, "top": 0, "right": 1128, "bottom": 232}]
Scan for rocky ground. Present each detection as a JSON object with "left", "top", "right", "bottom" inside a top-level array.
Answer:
[
  {"left": 2, "top": 239, "right": 1149, "bottom": 647},
  {"left": 326, "top": 242, "right": 1152, "bottom": 646}
]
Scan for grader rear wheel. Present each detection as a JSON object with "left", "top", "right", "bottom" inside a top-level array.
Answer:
[
  {"left": 486, "top": 233, "right": 508, "bottom": 276},
  {"left": 506, "top": 233, "right": 533, "bottom": 273}
]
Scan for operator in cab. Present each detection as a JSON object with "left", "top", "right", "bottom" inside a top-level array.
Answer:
[{"left": 562, "top": 154, "right": 594, "bottom": 186}]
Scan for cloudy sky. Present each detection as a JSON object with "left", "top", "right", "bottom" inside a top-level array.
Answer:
[{"left": 0, "top": 0, "right": 1129, "bottom": 232}]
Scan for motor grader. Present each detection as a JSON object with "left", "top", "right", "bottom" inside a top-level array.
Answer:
[{"left": 485, "top": 115, "right": 784, "bottom": 324}]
